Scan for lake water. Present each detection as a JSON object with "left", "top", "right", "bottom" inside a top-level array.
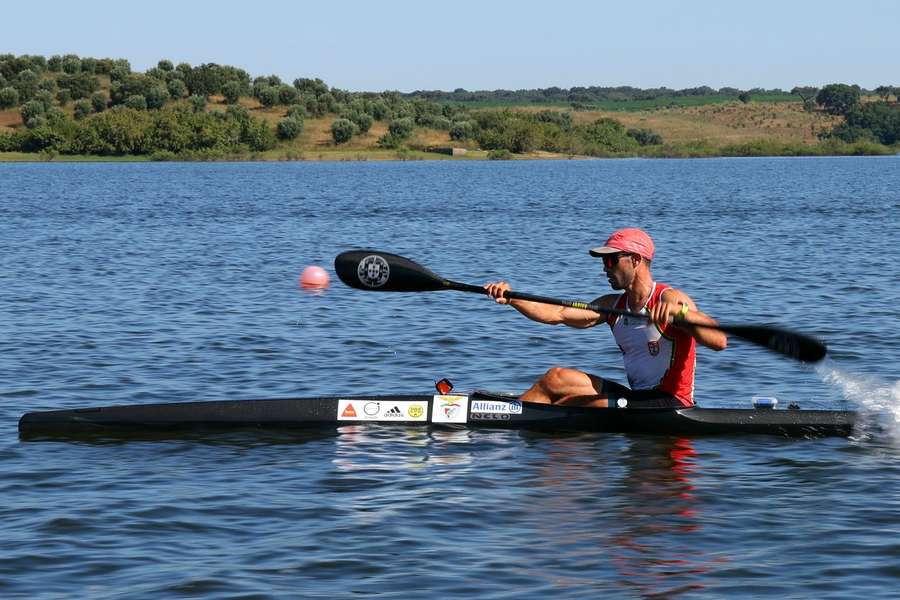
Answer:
[{"left": 1, "top": 157, "right": 899, "bottom": 598}]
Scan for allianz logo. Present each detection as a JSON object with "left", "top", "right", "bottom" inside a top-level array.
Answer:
[{"left": 470, "top": 399, "right": 523, "bottom": 414}]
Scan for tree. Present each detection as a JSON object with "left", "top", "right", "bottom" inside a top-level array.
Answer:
[
  {"left": 277, "top": 84, "right": 299, "bottom": 105},
  {"left": 61, "top": 55, "right": 82, "bottom": 74},
  {"left": 222, "top": 81, "right": 241, "bottom": 104},
  {"left": 35, "top": 90, "right": 54, "bottom": 110},
  {"left": 349, "top": 112, "right": 373, "bottom": 134},
  {"left": 875, "top": 85, "right": 895, "bottom": 102},
  {"left": 816, "top": 84, "right": 861, "bottom": 115},
  {"left": 790, "top": 86, "right": 819, "bottom": 103},
  {"left": 627, "top": 127, "right": 663, "bottom": 146},
  {"left": 331, "top": 118, "right": 354, "bottom": 144},
  {"left": 158, "top": 59, "right": 174, "bottom": 72},
  {"left": 286, "top": 104, "right": 306, "bottom": 120},
  {"left": 125, "top": 95, "right": 148, "bottom": 110},
  {"left": 738, "top": 92, "right": 751, "bottom": 103},
  {"left": 20, "top": 100, "right": 46, "bottom": 127},
  {"left": 167, "top": 78, "right": 186, "bottom": 100},
  {"left": 277, "top": 116, "right": 304, "bottom": 140},
  {"left": 73, "top": 99, "right": 92, "bottom": 120},
  {"left": 58, "top": 72, "right": 101, "bottom": 99},
  {"left": 145, "top": 85, "right": 169, "bottom": 109},
  {"left": 91, "top": 91, "right": 108, "bottom": 112},
  {"left": 257, "top": 86, "right": 279, "bottom": 108},
  {"left": 388, "top": 117, "right": 414, "bottom": 140},
  {"left": 449, "top": 120, "right": 474, "bottom": 141},
  {"left": 188, "top": 94, "right": 207, "bottom": 113},
  {"left": 0, "top": 86, "right": 19, "bottom": 108}
]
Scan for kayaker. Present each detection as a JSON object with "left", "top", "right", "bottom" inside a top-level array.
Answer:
[{"left": 485, "top": 227, "right": 727, "bottom": 408}]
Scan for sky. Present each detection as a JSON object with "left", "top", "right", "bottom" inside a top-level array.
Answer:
[{"left": 4, "top": 0, "right": 898, "bottom": 92}]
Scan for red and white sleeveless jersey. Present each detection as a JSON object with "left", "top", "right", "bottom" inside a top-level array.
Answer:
[{"left": 607, "top": 282, "right": 696, "bottom": 406}]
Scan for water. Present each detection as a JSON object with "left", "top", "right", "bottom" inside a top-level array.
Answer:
[{"left": 1, "top": 157, "right": 899, "bottom": 598}]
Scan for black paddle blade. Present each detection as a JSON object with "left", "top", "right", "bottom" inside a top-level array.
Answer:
[
  {"left": 719, "top": 324, "right": 827, "bottom": 363},
  {"left": 334, "top": 250, "right": 449, "bottom": 292}
]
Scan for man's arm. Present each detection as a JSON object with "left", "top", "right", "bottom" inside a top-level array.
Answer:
[
  {"left": 484, "top": 282, "right": 616, "bottom": 329},
  {"left": 649, "top": 288, "right": 727, "bottom": 351}
]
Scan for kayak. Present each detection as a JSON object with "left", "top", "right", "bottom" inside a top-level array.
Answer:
[{"left": 18, "top": 391, "right": 857, "bottom": 438}]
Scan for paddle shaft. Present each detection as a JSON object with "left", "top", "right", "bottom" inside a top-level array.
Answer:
[{"left": 446, "top": 280, "right": 697, "bottom": 325}]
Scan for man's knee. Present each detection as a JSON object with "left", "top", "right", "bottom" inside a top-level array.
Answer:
[{"left": 540, "top": 366, "right": 574, "bottom": 390}]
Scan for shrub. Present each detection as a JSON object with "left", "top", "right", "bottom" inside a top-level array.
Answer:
[
  {"left": 257, "top": 86, "right": 279, "bottom": 108},
  {"left": 370, "top": 100, "right": 389, "bottom": 121},
  {"left": 286, "top": 104, "right": 306, "bottom": 119},
  {"left": 34, "top": 90, "right": 54, "bottom": 110},
  {"left": 81, "top": 58, "right": 97, "bottom": 74},
  {"left": 277, "top": 116, "right": 304, "bottom": 140},
  {"left": 91, "top": 91, "right": 108, "bottom": 112},
  {"left": 627, "top": 127, "right": 663, "bottom": 146},
  {"left": 388, "top": 117, "right": 414, "bottom": 140},
  {"left": 488, "top": 149, "right": 512, "bottom": 160},
  {"left": 57, "top": 72, "right": 100, "bottom": 99},
  {"left": 222, "top": 81, "right": 241, "bottom": 104},
  {"left": 738, "top": 92, "right": 751, "bottom": 103},
  {"left": 240, "top": 119, "right": 276, "bottom": 151},
  {"left": 167, "top": 78, "right": 186, "bottom": 99},
  {"left": 0, "top": 86, "right": 19, "bottom": 108},
  {"left": 158, "top": 59, "right": 174, "bottom": 72},
  {"left": 226, "top": 103, "right": 250, "bottom": 123},
  {"left": 73, "top": 99, "right": 92, "bottom": 120},
  {"left": 277, "top": 84, "right": 299, "bottom": 105},
  {"left": 56, "top": 89, "right": 71, "bottom": 105},
  {"left": 146, "top": 85, "right": 169, "bottom": 109},
  {"left": 331, "top": 118, "right": 354, "bottom": 144},
  {"left": 125, "top": 94, "right": 148, "bottom": 110},
  {"left": 350, "top": 112, "right": 373, "bottom": 134},
  {"left": 48, "top": 55, "right": 62, "bottom": 72},
  {"left": 62, "top": 55, "right": 82, "bottom": 74},
  {"left": 449, "top": 120, "right": 474, "bottom": 141},
  {"left": 188, "top": 94, "right": 206, "bottom": 113},
  {"left": 20, "top": 99, "right": 46, "bottom": 125},
  {"left": 14, "top": 69, "right": 39, "bottom": 101}
]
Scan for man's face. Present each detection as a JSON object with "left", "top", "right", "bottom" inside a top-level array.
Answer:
[{"left": 602, "top": 252, "right": 636, "bottom": 290}]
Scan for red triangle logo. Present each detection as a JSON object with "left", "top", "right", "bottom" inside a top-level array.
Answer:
[{"left": 341, "top": 404, "right": 357, "bottom": 418}]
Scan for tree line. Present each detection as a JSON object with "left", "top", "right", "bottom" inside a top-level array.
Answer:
[{"left": 1, "top": 54, "right": 897, "bottom": 157}]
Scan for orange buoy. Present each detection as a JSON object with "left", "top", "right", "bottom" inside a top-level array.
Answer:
[{"left": 300, "top": 265, "right": 330, "bottom": 289}]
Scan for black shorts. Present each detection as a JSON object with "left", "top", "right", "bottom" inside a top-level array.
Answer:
[{"left": 602, "top": 380, "right": 686, "bottom": 409}]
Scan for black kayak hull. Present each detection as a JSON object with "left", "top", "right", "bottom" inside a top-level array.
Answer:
[{"left": 18, "top": 392, "right": 857, "bottom": 439}]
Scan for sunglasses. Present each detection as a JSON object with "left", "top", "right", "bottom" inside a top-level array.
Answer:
[{"left": 602, "top": 252, "right": 633, "bottom": 269}]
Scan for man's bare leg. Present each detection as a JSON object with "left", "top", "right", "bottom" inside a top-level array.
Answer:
[{"left": 519, "top": 367, "right": 612, "bottom": 408}]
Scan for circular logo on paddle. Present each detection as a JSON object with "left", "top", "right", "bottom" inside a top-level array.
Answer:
[{"left": 357, "top": 255, "right": 390, "bottom": 288}]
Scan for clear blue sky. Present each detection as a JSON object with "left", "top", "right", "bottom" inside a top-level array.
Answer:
[{"left": 5, "top": 0, "right": 898, "bottom": 92}]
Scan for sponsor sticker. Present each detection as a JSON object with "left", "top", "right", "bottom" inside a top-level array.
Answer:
[
  {"left": 337, "top": 399, "right": 428, "bottom": 422},
  {"left": 431, "top": 395, "right": 469, "bottom": 424},
  {"left": 470, "top": 413, "right": 511, "bottom": 421},
  {"left": 470, "top": 399, "right": 522, "bottom": 415}
]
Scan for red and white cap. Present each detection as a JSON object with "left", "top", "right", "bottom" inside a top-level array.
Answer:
[{"left": 589, "top": 228, "right": 655, "bottom": 261}]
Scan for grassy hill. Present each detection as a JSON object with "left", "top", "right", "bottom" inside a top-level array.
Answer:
[{"left": 0, "top": 56, "right": 893, "bottom": 160}]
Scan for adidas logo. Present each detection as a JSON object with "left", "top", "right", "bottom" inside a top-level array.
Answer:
[{"left": 384, "top": 406, "right": 403, "bottom": 417}]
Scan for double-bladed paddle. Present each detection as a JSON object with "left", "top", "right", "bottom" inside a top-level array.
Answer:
[{"left": 334, "top": 250, "right": 827, "bottom": 363}]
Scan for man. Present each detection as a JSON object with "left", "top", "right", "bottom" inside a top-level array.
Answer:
[{"left": 484, "top": 228, "right": 727, "bottom": 409}]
